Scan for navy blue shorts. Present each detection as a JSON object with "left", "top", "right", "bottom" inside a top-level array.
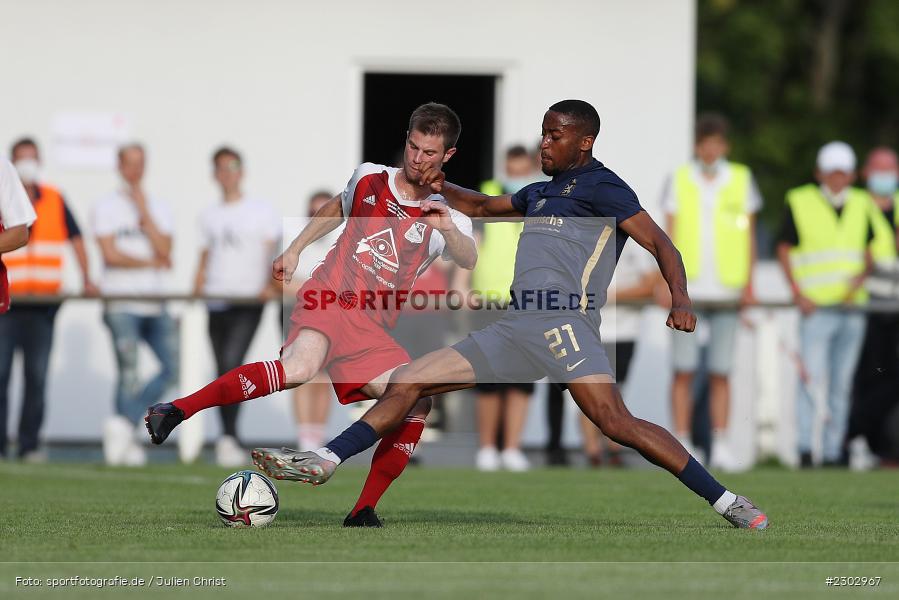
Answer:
[{"left": 452, "top": 311, "right": 614, "bottom": 384}]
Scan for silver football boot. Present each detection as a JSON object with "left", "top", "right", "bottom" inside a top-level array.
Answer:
[
  {"left": 722, "top": 495, "right": 769, "bottom": 530},
  {"left": 251, "top": 447, "right": 336, "bottom": 485}
]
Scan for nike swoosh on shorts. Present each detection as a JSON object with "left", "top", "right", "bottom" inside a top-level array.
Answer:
[{"left": 566, "top": 358, "right": 587, "bottom": 372}]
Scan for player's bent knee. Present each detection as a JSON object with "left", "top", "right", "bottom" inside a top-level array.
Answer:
[
  {"left": 388, "top": 363, "right": 415, "bottom": 383},
  {"left": 391, "top": 380, "right": 426, "bottom": 399},
  {"left": 387, "top": 366, "right": 429, "bottom": 394},
  {"left": 280, "top": 358, "right": 318, "bottom": 386}
]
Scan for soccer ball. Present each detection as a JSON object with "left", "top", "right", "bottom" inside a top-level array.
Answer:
[{"left": 215, "top": 470, "right": 279, "bottom": 528}]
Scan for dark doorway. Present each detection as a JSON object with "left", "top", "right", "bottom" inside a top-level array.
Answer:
[{"left": 363, "top": 73, "right": 497, "bottom": 190}]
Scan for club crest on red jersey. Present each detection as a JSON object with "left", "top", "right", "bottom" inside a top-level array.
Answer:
[{"left": 404, "top": 221, "right": 427, "bottom": 244}]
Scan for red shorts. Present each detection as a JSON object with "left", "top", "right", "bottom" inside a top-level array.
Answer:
[{"left": 284, "top": 281, "right": 410, "bottom": 404}]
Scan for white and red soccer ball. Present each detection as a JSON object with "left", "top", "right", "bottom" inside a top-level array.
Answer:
[{"left": 215, "top": 470, "right": 279, "bottom": 528}]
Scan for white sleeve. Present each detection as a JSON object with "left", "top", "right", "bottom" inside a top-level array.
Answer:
[
  {"left": 265, "top": 203, "right": 282, "bottom": 241},
  {"left": 659, "top": 173, "right": 677, "bottom": 215},
  {"left": 92, "top": 195, "right": 118, "bottom": 237},
  {"left": 197, "top": 207, "right": 212, "bottom": 250},
  {"left": 0, "top": 158, "right": 36, "bottom": 229},
  {"left": 746, "top": 175, "right": 763, "bottom": 214},
  {"left": 340, "top": 162, "right": 382, "bottom": 217},
  {"left": 428, "top": 206, "right": 475, "bottom": 259}
]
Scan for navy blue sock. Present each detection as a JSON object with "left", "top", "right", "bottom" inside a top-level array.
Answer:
[
  {"left": 677, "top": 456, "right": 726, "bottom": 504},
  {"left": 325, "top": 421, "right": 379, "bottom": 462}
]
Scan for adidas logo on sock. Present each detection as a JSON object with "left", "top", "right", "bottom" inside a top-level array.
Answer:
[
  {"left": 239, "top": 374, "right": 256, "bottom": 398},
  {"left": 393, "top": 442, "right": 415, "bottom": 457}
]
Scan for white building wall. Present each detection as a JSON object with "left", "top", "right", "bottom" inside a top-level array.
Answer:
[{"left": 0, "top": 0, "right": 697, "bottom": 447}]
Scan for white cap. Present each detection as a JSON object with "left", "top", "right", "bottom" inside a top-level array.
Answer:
[{"left": 817, "top": 141, "right": 856, "bottom": 174}]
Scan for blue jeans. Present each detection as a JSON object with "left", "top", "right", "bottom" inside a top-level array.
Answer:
[
  {"left": 103, "top": 311, "right": 180, "bottom": 425},
  {"left": 797, "top": 309, "right": 866, "bottom": 461},
  {"left": 671, "top": 309, "right": 739, "bottom": 375},
  {"left": 0, "top": 304, "right": 59, "bottom": 456}
]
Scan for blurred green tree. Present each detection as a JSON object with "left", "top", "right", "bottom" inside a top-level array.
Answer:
[{"left": 698, "top": 0, "right": 899, "bottom": 252}]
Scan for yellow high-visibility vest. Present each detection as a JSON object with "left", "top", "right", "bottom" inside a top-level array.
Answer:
[
  {"left": 867, "top": 192, "right": 899, "bottom": 264},
  {"left": 672, "top": 162, "right": 752, "bottom": 288},
  {"left": 787, "top": 184, "right": 871, "bottom": 305},
  {"left": 471, "top": 179, "right": 522, "bottom": 303}
]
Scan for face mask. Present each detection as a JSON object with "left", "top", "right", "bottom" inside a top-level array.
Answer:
[
  {"left": 503, "top": 177, "right": 534, "bottom": 194},
  {"left": 699, "top": 158, "right": 723, "bottom": 176},
  {"left": 14, "top": 158, "right": 40, "bottom": 184},
  {"left": 867, "top": 171, "right": 898, "bottom": 197}
]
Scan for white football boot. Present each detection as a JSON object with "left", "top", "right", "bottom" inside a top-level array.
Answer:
[{"left": 252, "top": 447, "right": 336, "bottom": 485}]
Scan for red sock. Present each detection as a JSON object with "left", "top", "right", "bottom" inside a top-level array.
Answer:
[
  {"left": 351, "top": 416, "right": 425, "bottom": 514},
  {"left": 173, "top": 360, "right": 285, "bottom": 419}
]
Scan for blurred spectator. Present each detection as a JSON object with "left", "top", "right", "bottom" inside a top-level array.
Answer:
[
  {"left": 470, "top": 144, "right": 543, "bottom": 472},
  {"left": 848, "top": 147, "right": 899, "bottom": 465},
  {"left": 194, "top": 146, "right": 280, "bottom": 466},
  {"left": 288, "top": 190, "right": 338, "bottom": 451},
  {"left": 94, "top": 143, "right": 178, "bottom": 466},
  {"left": 777, "top": 141, "right": 872, "bottom": 468},
  {"left": 0, "top": 139, "right": 97, "bottom": 462},
  {"left": 0, "top": 155, "right": 37, "bottom": 458},
  {"left": 661, "top": 113, "right": 760, "bottom": 471},
  {"left": 481, "top": 145, "right": 541, "bottom": 197},
  {"left": 582, "top": 244, "right": 656, "bottom": 467}
]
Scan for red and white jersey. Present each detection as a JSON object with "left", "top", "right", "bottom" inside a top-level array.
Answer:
[{"left": 308, "top": 163, "right": 473, "bottom": 328}]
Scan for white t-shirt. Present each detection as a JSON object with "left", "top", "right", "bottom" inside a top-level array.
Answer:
[
  {"left": 0, "top": 158, "right": 36, "bottom": 230},
  {"left": 93, "top": 189, "right": 175, "bottom": 315},
  {"left": 661, "top": 160, "right": 761, "bottom": 301},
  {"left": 600, "top": 241, "right": 656, "bottom": 342},
  {"left": 199, "top": 196, "right": 281, "bottom": 299}
]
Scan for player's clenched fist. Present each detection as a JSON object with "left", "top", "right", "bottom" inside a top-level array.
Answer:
[
  {"left": 666, "top": 306, "right": 697, "bottom": 332},
  {"left": 272, "top": 250, "right": 299, "bottom": 283},
  {"left": 418, "top": 163, "right": 445, "bottom": 193}
]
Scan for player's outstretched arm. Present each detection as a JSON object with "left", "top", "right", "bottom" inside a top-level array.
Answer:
[
  {"left": 441, "top": 183, "right": 521, "bottom": 219},
  {"left": 274, "top": 194, "right": 343, "bottom": 283},
  {"left": 419, "top": 163, "right": 522, "bottom": 219},
  {"left": 619, "top": 210, "right": 696, "bottom": 332},
  {"left": 0, "top": 223, "right": 29, "bottom": 253}
]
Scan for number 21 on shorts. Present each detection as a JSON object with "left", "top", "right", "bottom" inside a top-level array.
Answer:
[{"left": 544, "top": 324, "right": 580, "bottom": 359}]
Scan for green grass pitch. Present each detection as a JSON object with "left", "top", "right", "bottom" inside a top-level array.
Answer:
[{"left": 1, "top": 461, "right": 897, "bottom": 599}]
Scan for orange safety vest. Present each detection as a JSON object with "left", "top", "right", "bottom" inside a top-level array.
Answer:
[{"left": 5, "top": 185, "right": 68, "bottom": 295}]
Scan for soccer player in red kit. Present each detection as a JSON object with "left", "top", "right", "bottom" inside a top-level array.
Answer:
[{"left": 146, "top": 103, "right": 477, "bottom": 526}]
